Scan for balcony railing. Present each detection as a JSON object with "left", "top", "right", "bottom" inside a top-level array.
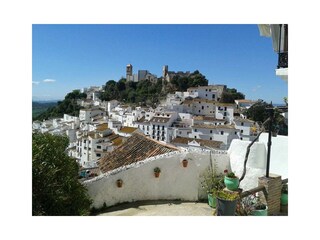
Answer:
[{"left": 277, "top": 52, "right": 288, "bottom": 69}]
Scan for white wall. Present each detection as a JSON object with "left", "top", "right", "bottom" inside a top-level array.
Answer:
[
  {"left": 84, "top": 149, "right": 230, "bottom": 208},
  {"left": 258, "top": 133, "right": 288, "bottom": 179},
  {"left": 228, "top": 133, "right": 288, "bottom": 191}
]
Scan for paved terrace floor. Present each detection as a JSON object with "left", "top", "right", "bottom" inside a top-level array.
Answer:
[{"left": 97, "top": 200, "right": 214, "bottom": 216}]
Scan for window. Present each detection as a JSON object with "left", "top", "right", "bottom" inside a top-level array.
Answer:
[
  {"left": 224, "top": 112, "right": 227, "bottom": 116},
  {"left": 224, "top": 107, "right": 227, "bottom": 111},
  {"left": 206, "top": 89, "right": 208, "bottom": 91},
  {"left": 202, "top": 106, "right": 204, "bottom": 110},
  {"left": 241, "top": 122, "right": 244, "bottom": 126},
  {"left": 210, "top": 137, "right": 212, "bottom": 140},
  {"left": 241, "top": 130, "right": 243, "bottom": 133},
  {"left": 240, "top": 137, "right": 243, "bottom": 140},
  {"left": 199, "top": 110, "right": 201, "bottom": 113},
  {"left": 96, "top": 153, "right": 101, "bottom": 157},
  {"left": 205, "top": 94, "right": 207, "bottom": 97},
  {"left": 210, "top": 130, "right": 212, "bottom": 133},
  {"left": 235, "top": 132, "right": 237, "bottom": 135},
  {"left": 221, "top": 131, "right": 224, "bottom": 135},
  {"left": 194, "top": 136, "right": 197, "bottom": 139},
  {"left": 83, "top": 140, "right": 86, "bottom": 143},
  {"left": 97, "top": 145, "right": 101, "bottom": 149},
  {"left": 195, "top": 129, "right": 197, "bottom": 132},
  {"left": 209, "top": 89, "right": 211, "bottom": 92}
]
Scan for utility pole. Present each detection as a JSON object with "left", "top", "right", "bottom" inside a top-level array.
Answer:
[{"left": 265, "top": 104, "right": 274, "bottom": 178}]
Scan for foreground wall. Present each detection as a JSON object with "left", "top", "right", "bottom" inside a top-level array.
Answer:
[
  {"left": 84, "top": 149, "right": 230, "bottom": 208},
  {"left": 84, "top": 133, "right": 288, "bottom": 208}
]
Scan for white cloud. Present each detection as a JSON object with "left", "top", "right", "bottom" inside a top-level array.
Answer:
[
  {"left": 32, "top": 81, "right": 40, "bottom": 85},
  {"left": 252, "top": 85, "right": 262, "bottom": 92},
  {"left": 43, "top": 79, "right": 56, "bottom": 83}
]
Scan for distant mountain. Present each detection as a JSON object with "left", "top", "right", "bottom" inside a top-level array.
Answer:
[{"left": 32, "top": 101, "right": 58, "bottom": 120}]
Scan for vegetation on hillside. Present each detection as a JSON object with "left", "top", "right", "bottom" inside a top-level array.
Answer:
[
  {"left": 32, "top": 101, "right": 58, "bottom": 119},
  {"left": 99, "top": 70, "right": 209, "bottom": 105},
  {"left": 170, "top": 70, "right": 208, "bottom": 91},
  {"left": 32, "top": 133, "right": 92, "bottom": 216},
  {"left": 219, "top": 88, "right": 245, "bottom": 103},
  {"left": 33, "top": 90, "right": 86, "bottom": 121},
  {"left": 245, "top": 99, "right": 288, "bottom": 136}
]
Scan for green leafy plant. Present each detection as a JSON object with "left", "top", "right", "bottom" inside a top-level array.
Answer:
[
  {"left": 154, "top": 167, "right": 161, "bottom": 173},
  {"left": 239, "top": 193, "right": 267, "bottom": 215},
  {"left": 200, "top": 167, "right": 225, "bottom": 195},
  {"left": 216, "top": 189, "right": 240, "bottom": 201},
  {"left": 282, "top": 183, "right": 288, "bottom": 194},
  {"left": 224, "top": 169, "right": 237, "bottom": 178}
]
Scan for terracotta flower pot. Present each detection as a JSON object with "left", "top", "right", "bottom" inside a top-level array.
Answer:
[
  {"left": 182, "top": 159, "right": 188, "bottom": 168},
  {"left": 116, "top": 179, "right": 123, "bottom": 188},
  {"left": 154, "top": 172, "right": 160, "bottom": 178}
]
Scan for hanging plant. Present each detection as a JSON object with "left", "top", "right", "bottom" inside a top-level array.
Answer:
[
  {"left": 116, "top": 179, "right": 123, "bottom": 188},
  {"left": 154, "top": 167, "right": 161, "bottom": 178}
]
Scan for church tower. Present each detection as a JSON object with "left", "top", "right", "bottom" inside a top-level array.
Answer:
[{"left": 126, "top": 64, "right": 133, "bottom": 81}]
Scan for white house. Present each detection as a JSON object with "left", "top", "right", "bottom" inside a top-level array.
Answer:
[
  {"left": 215, "top": 103, "right": 235, "bottom": 122},
  {"left": 186, "top": 85, "right": 226, "bottom": 101},
  {"left": 79, "top": 108, "right": 104, "bottom": 123},
  {"left": 77, "top": 123, "right": 121, "bottom": 168},
  {"left": 189, "top": 124, "right": 239, "bottom": 147},
  {"left": 135, "top": 111, "right": 178, "bottom": 142},
  {"left": 233, "top": 117, "right": 258, "bottom": 141}
]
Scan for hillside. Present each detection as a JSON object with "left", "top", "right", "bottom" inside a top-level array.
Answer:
[
  {"left": 32, "top": 101, "right": 58, "bottom": 120},
  {"left": 33, "top": 70, "right": 210, "bottom": 120}
]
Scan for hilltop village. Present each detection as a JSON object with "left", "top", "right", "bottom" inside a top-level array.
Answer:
[{"left": 33, "top": 64, "right": 260, "bottom": 170}]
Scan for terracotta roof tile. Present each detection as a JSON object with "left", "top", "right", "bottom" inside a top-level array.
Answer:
[
  {"left": 171, "top": 137, "right": 223, "bottom": 149},
  {"left": 99, "top": 133, "right": 179, "bottom": 173},
  {"left": 119, "top": 127, "right": 138, "bottom": 133},
  {"left": 96, "top": 123, "right": 108, "bottom": 131}
]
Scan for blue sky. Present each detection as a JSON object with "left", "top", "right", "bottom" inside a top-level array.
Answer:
[{"left": 32, "top": 24, "right": 287, "bottom": 103}]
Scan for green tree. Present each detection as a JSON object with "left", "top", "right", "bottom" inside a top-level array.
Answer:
[
  {"left": 32, "top": 133, "right": 92, "bottom": 215},
  {"left": 219, "top": 88, "right": 245, "bottom": 103},
  {"left": 245, "top": 100, "right": 288, "bottom": 136}
]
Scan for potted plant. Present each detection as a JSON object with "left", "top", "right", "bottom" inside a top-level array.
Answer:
[
  {"left": 154, "top": 167, "right": 161, "bottom": 178},
  {"left": 200, "top": 167, "right": 225, "bottom": 208},
  {"left": 281, "top": 183, "right": 288, "bottom": 205},
  {"left": 224, "top": 169, "right": 239, "bottom": 191},
  {"left": 216, "top": 189, "right": 240, "bottom": 216},
  {"left": 240, "top": 194, "right": 268, "bottom": 216},
  {"left": 116, "top": 179, "right": 123, "bottom": 188},
  {"left": 182, "top": 159, "right": 188, "bottom": 168}
]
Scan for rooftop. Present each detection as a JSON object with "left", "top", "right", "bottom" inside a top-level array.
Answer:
[
  {"left": 150, "top": 117, "right": 171, "bottom": 123},
  {"left": 192, "top": 124, "right": 236, "bottom": 130},
  {"left": 119, "top": 126, "right": 138, "bottom": 134},
  {"left": 99, "top": 133, "right": 179, "bottom": 173},
  {"left": 96, "top": 123, "right": 109, "bottom": 131},
  {"left": 193, "top": 116, "right": 225, "bottom": 122},
  {"left": 171, "top": 136, "right": 223, "bottom": 149}
]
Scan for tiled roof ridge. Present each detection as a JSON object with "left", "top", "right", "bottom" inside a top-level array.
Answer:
[
  {"left": 133, "top": 132, "right": 179, "bottom": 151},
  {"left": 98, "top": 132, "right": 180, "bottom": 173}
]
